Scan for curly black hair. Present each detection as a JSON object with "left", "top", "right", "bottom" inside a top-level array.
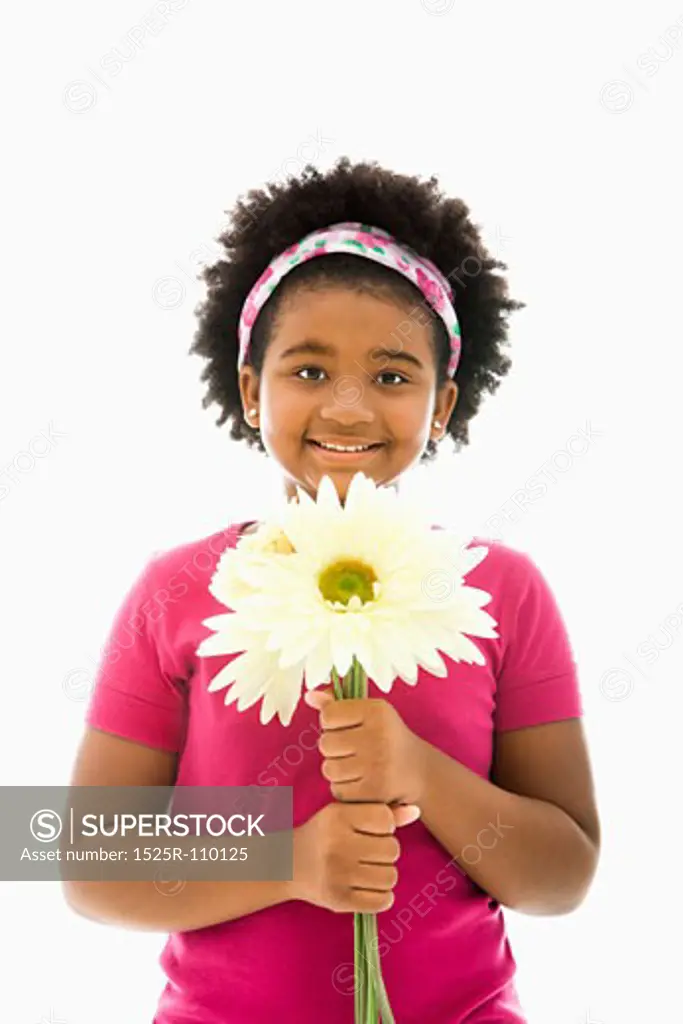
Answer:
[{"left": 189, "top": 157, "right": 524, "bottom": 462}]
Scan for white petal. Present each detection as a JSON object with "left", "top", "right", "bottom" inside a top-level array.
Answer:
[
  {"left": 295, "top": 485, "right": 316, "bottom": 510},
  {"left": 439, "top": 631, "right": 488, "bottom": 665},
  {"left": 258, "top": 663, "right": 305, "bottom": 726},
  {"left": 395, "top": 663, "right": 419, "bottom": 687},
  {"left": 229, "top": 666, "right": 274, "bottom": 710},
  {"left": 367, "top": 620, "right": 424, "bottom": 680},
  {"left": 206, "top": 656, "right": 243, "bottom": 692},
  {"left": 213, "top": 647, "right": 275, "bottom": 702},
  {"left": 344, "top": 472, "right": 373, "bottom": 515},
  {"left": 205, "top": 634, "right": 304, "bottom": 726},
  {"left": 197, "top": 617, "right": 266, "bottom": 658},
  {"left": 344, "top": 629, "right": 381, "bottom": 686},
  {"left": 413, "top": 645, "right": 450, "bottom": 677},
  {"left": 455, "top": 543, "right": 490, "bottom": 574},
  {"left": 448, "top": 600, "right": 499, "bottom": 639},
  {"left": 200, "top": 612, "right": 234, "bottom": 633},
  {"left": 264, "top": 616, "right": 316, "bottom": 657},
  {"left": 197, "top": 632, "right": 234, "bottom": 658},
  {"left": 329, "top": 620, "right": 355, "bottom": 678},
  {"left": 368, "top": 652, "right": 400, "bottom": 693},
  {"left": 303, "top": 637, "right": 335, "bottom": 689},
  {"left": 316, "top": 474, "right": 343, "bottom": 513}
]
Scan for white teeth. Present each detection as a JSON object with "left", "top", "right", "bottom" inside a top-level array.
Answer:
[{"left": 314, "top": 441, "right": 374, "bottom": 453}]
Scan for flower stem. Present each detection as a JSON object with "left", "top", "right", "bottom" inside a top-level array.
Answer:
[
  {"left": 353, "top": 656, "right": 365, "bottom": 699},
  {"left": 331, "top": 668, "right": 344, "bottom": 700},
  {"left": 362, "top": 913, "right": 395, "bottom": 1024},
  {"left": 338, "top": 659, "right": 396, "bottom": 1021},
  {"left": 364, "top": 920, "right": 377, "bottom": 1020},
  {"left": 345, "top": 661, "right": 367, "bottom": 1019},
  {"left": 354, "top": 911, "right": 366, "bottom": 1021}
]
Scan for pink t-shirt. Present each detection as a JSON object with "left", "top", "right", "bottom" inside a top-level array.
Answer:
[{"left": 85, "top": 520, "right": 583, "bottom": 1023}]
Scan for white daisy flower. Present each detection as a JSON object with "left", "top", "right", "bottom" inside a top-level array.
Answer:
[{"left": 197, "top": 473, "right": 498, "bottom": 726}]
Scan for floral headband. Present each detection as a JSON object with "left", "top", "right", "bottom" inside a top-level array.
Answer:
[{"left": 237, "top": 221, "right": 462, "bottom": 377}]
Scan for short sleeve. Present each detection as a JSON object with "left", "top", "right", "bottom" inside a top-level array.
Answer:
[
  {"left": 494, "top": 552, "right": 583, "bottom": 732},
  {"left": 85, "top": 558, "right": 188, "bottom": 753}
]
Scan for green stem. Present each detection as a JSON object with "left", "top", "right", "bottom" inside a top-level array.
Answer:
[
  {"left": 347, "top": 662, "right": 365, "bottom": 1020},
  {"left": 331, "top": 668, "right": 344, "bottom": 700},
  {"left": 354, "top": 656, "right": 366, "bottom": 699},
  {"left": 363, "top": 913, "right": 395, "bottom": 1023},
  {"left": 343, "top": 658, "right": 395, "bottom": 1021},
  {"left": 365, "top": 927, "right": 377, "bottom": 1020},
  {"left": 354, "top": 911, "right": 366, "bottom": 1021}
]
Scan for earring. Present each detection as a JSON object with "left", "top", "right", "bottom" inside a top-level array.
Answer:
[
  {"left": 248, "top": 408, "right": 258, "bottom": 423},
  {"left": 433, "top": 420, "right": 442, "bottom": 429}
]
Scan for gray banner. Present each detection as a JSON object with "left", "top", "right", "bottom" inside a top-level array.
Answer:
[{"left": 1, "top": 786, "right": 292, "bottom": 882}]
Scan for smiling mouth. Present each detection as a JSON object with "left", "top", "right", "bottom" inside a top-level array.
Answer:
[{"left": 307, "top": 440, "right": 385, "bottom": 456}]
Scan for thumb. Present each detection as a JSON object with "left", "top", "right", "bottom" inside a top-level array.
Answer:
[
  {"left": 303, "top": 686, "right": 336, "bottom": 711},
  {"left": 392, "top": 804, "right": 421, "bottom": 827}
]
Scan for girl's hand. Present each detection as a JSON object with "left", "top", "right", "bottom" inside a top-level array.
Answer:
[
  {"left": 304, "top": 690, "right": 428, "bottom": 807},
  {"left": 291, "top": 801, "right": 420, "bottom": 913}
]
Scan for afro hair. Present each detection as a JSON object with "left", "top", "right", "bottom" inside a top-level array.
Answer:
[{"left": 189, "top": 157, "right": 524, "bottom": 462}]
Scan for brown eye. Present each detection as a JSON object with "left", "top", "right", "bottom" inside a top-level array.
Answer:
[
  {"left": 377, "top": 371, "right": 408, "bottom": 386},
  {"left": 295, "top": 366, "right": 326, "bottom": 381}
]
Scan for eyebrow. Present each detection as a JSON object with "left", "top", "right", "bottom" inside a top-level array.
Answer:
[{"left": 278, "top": 339, "right": 425, "bottom": 370}]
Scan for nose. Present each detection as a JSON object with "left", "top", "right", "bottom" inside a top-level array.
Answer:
[{"left": 319, "top": 377, "right": 375, "bottom": 425}]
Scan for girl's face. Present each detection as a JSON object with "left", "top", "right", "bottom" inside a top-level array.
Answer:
[{"left": 239, "top": 287, "right": 459, "bottom": 503}]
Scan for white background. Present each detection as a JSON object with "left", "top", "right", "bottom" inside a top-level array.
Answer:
[{"left": 2, "top": 1, "right": 682, "bottom": 1021}]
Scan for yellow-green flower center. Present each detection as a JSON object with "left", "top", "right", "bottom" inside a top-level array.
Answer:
[{"left": 318, "top": 559, "right": 378, "bottom": 606}]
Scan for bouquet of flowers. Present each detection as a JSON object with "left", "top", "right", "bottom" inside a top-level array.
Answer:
[{"left": 197, "top": 472, "right": 497, "bottom": 1022}]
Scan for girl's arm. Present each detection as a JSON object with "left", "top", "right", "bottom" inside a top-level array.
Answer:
[
  {"left": 66, "top": 866, "right": 294, "bottom": 933},
  {"left": 413, "top": 717, "right": 600, "bottom": 915},
  {"left": 62, "top": 729, "right": 295, "bottom": 932}
]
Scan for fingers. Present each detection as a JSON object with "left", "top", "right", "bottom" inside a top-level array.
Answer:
[
  {"left": 348, "top": 888, "right": 395, "bottom": 914},
  {"left": 348, "top": 803, "right": 397, "bottom": 836},
  {"left": 321, "top": 754, "right": 362, "bottom": 784},
  {"left": 318, "top": 730, "right": 359, "bottom": 758},
  {"left": 357, "top": 834, "right": 401, "bottom": 865},
  {"left": 351, "top": 862, "right": 399, "bottom": 892},
  {"left": 303, "top": 688, "right": 335, "bottom": 711},
  {"left": 318, "top": 701, "right": 366, "bottom": 730},
  {"left": 330, "top": 778, "right": 374, "bottom": 803},
  {"left": 393, "top": 804, "right": 421, "bottom": 827}
]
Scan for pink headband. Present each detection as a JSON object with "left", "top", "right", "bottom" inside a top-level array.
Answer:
[{"left": 237, "top": 221, "right": 462, "bottom": 377}]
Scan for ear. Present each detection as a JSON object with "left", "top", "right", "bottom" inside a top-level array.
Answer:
[
  {"left": 239, "top": 365, "right": 260, "bottom": 421},
  {"left": 432, "top": 380, "right": 458, "bottom": 439}
]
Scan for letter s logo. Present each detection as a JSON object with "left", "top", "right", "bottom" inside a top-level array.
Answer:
[{"left": 30, "top": 810, "right": 63, "bottom": 843}]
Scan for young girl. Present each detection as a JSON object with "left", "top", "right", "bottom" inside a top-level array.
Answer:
[{"left": 66, "top": 158, "right": 600, "bottom": 1023}]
